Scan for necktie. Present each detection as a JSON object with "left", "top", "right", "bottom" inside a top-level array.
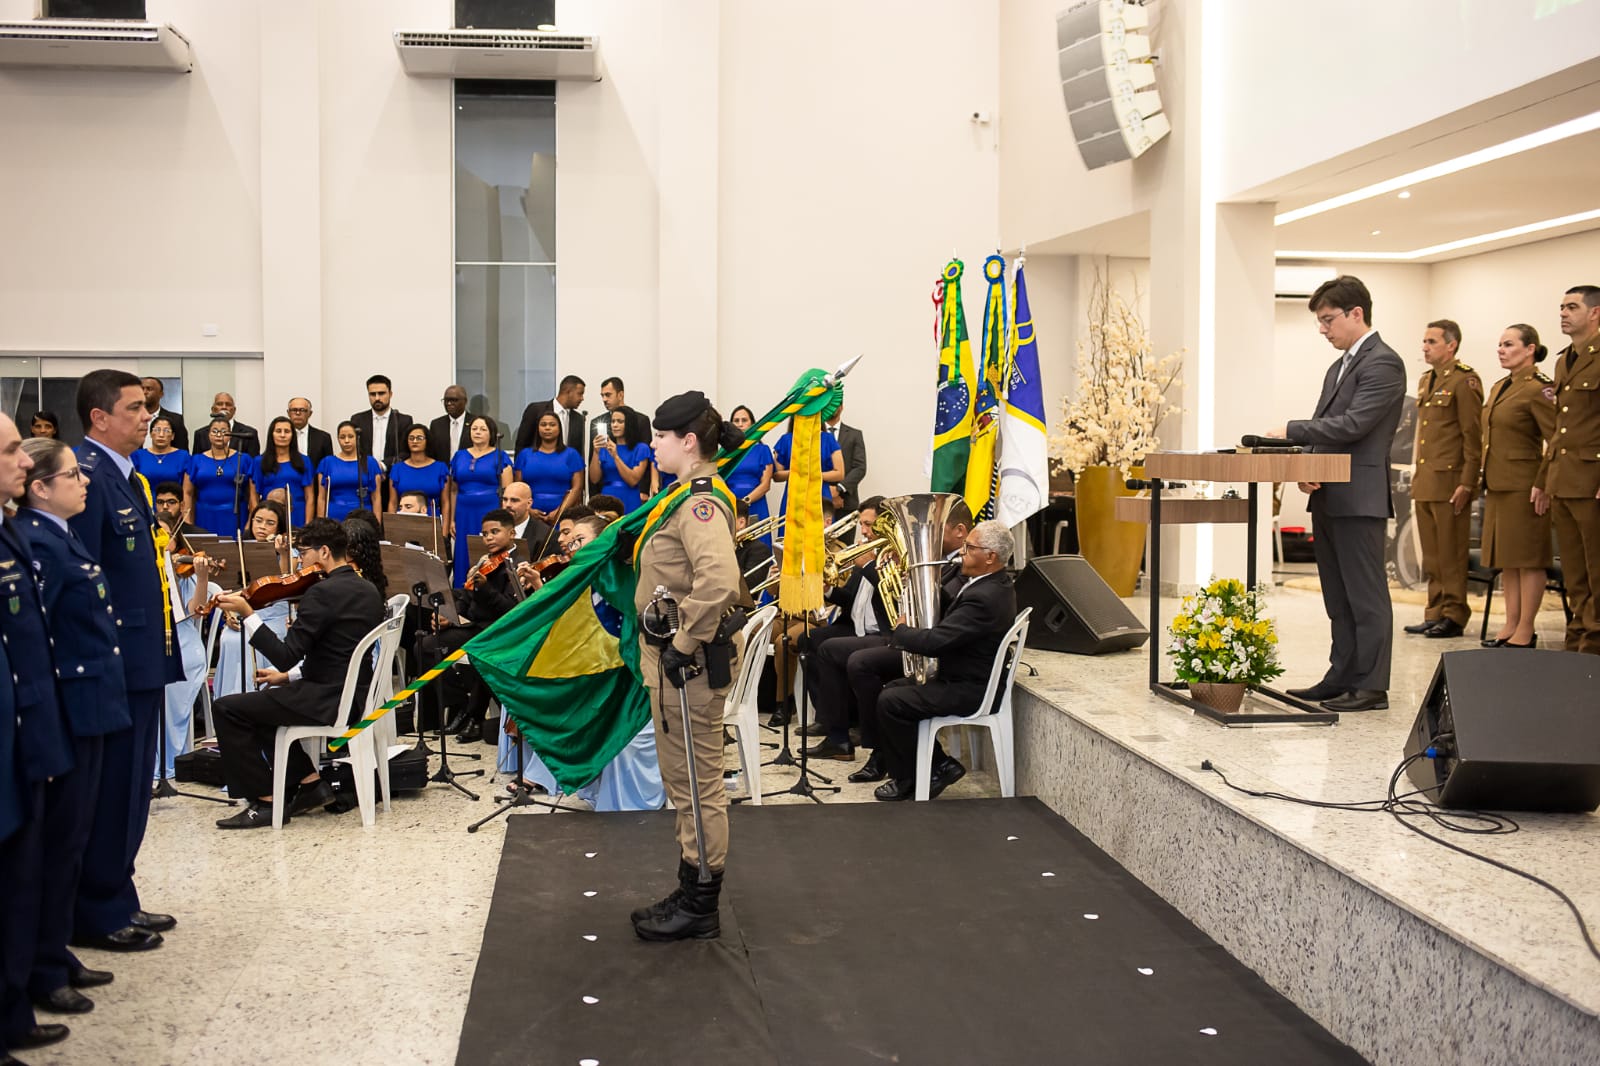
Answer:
[{"left": 1335, "top": 349, "right": 1355, "bottom": 385}]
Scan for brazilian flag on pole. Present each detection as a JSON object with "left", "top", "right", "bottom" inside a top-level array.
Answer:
[
  {"left": 930, "top": 259, "right": 976, "bottom": 494},
  {"left": 328, "top": 368, "right": 851, "bottom": 794},
  {"left": 964, "top": 254, "right": 1008, "bottom": 519}
]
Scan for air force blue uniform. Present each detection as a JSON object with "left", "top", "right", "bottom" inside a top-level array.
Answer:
[
  {"left": 19, "top": 508, "right": 133, "bottom": 998},
  {"left": 0, "top": 516, "right": 74, "bottom": 1049},
  {"left": 70, "top": 438, "right": 180, "bottom": 937}
]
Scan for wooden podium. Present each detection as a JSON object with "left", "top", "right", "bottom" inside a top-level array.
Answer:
[{"left": 1122, "top": 450, "right": 1350, "bottom": 726}]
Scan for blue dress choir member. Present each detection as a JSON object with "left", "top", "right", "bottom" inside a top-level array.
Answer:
[
  {"left": 450, "top": 415, "right": 511, "bottom": 587},
  {"left": 724, "top": 405, "right": 774, "bottom": 535},
  {"left": 0, "top": 418, "right": 78, "bottom": 1059},
  {"left": 186, "top": 417, "right": 255, "bottom": 536},
  {"left": 130, "top": 414, "right": 189, "bottom": 486},
  {"left": 514, "top": 411, "right": 584, "bottom": 520},
  {"left": 316, "top": 421, "right": 384, "bottom": 523},
  {"left": 589, "top": 409, "right": 652, "bottom": 514},
  {"left": 388, "top": 424, "right": 450, "bottom": 518},
  {"left": 253, "top": 416, "right": 315, "bottom": 528},
  {"left": 16, "top": 438, "right": 137, "bottom": 1023},
  {"left": 71, "top": 370, "right": 183, "bottom": 953}
]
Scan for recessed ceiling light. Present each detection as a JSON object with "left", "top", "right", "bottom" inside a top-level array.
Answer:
[
  {"left": 1278, "top": 207, "right": 1600, "bottom": 261},
  {"left": 1370, "top": 229, "right": 1381, "bottom": 236},
  {"left": 1397, "top": 190, "right": 1412, "bottom": 199},
  {"left": 1275, "top": 110, "right": 1600, "bottom": 226}
]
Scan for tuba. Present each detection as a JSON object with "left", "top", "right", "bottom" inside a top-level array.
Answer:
[{"left": 875, "top": 492, "right": 962, "bottom": 684}]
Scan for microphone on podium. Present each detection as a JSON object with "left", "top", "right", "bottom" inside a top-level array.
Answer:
[
  {"left": 1125, "top": 478, "right": 1188, "bottom": 491},
  {"left": 1239, "top": 434, "right": 1296, "bottom": 448}
]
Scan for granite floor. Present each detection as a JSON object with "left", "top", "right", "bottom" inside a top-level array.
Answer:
[{"left": 22, "top": 579, "right": 1596, "bottom": 1066}]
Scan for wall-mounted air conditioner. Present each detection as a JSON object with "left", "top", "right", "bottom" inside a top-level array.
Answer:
[
  {"left": 394, "top": 29, "right": 599, "bottom": 81},
  {"left": 1274, "top": 264, "right": 1338, "bottom": 301},
  {"left": 0, "top": 19, "right": 191, "bottom": 73}
]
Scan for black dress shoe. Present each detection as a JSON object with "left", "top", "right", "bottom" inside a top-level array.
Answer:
[
  {"left": 803, "top": 738, "right": 854, "bottom": 761},
  {"left": 216, "top": 801, "right": 281, "bottom": 830},
  {"left": 765, "top": 707, "right": 793, "bottom": 729},
  {"left": 129, "top": 910, "right": 175, "bottom": 932},
  {"left": 1481, "top": 637, "right": 1508, "bottom": 647},
  {"left": 873, "top": 779, "right": 914, "bottom": 802},
  {"left": 1502, "top": 635, "right": 1538, "bottom": 648},
  {"left": 12, "top": 1025, "right": 68, "bottom": 1050},
  {"left": 1403, "top": 619, "right": 1439, "bottom": 634},
  {"left": 68, "top": 967, "right": 112, "bottom": 989},
  {"left": 848, "top": 752, "right": 886, "bottom": 784},
  {"left": 1320, "top": 689, "right": 1388, "bottom": 712},
  {"left": 71, "top": 926, "right": 162, "bottom": 953},
  {"left": 456, "top": 718, "right": 483, "bottom": 743},
  {"left": 927, "top": 758, "right": 966, "bottom": 799},
  {"left": 287, "top": 779, "right": 335, "bottom": 817},
  {"left": 1285, "top": 681, "right": 1344, "bottom": 702},
  {"left": 33, "top": 987, "right": 93, "bottom": 1015},
  {"left": 1, "top": 1052, "right": 29, "bottom": 1065},
  {"left": 442, "top": 708, "right": 470, "bottom": 735},
  {"left": 1425, "top": 618, "right": 1465, "bottom": 638},
  {"left": 798, "top": 721, "right": 828, "bottom": 738}
]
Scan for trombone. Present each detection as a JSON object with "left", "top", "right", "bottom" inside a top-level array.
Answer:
[{"left": 748, "top": 510, "right": 864, "bottom": 597}]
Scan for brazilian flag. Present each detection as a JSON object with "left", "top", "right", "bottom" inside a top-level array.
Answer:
[{"left": 931, "top": 259, "right": 976, "bottom": 494}]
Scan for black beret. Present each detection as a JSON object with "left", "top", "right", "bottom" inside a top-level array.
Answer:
[{"left": 652, "top": 390, "right": 711, "bottom": 434}]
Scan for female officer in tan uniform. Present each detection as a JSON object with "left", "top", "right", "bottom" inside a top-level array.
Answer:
[
  {"left": 1481, "top": 323, "right": 1557, "bottom": 648},
  {"left": 630, "top": 391, "right": 744, "bottom": 942}
]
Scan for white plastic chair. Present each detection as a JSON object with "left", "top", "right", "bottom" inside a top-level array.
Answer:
[
  {"left": 270, "top": 613, "right": 404, "bottom": 828},
  {"left": 723, "top": 605, "right": 778, "bottom": 805},
  {"left": 913, "top": 607, "right": 1031, "bottom": 802}
]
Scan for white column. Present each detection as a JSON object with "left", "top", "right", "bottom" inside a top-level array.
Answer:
[
  {"left": 655, "top": 0, "right": 721, "bottom": 400},
  {"left": 258, "top": 0, "right": 325, "bottom": 418}
]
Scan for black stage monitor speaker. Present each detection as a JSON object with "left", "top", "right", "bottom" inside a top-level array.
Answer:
[
  {"left": 1013, "top": 555, "right": 1148, "bottom": 655},
  {"left": 1404, "top": 649, "right": 1600, "bottom": 812}
]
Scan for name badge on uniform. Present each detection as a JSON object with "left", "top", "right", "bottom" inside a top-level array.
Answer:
[{"left": 7, "top": 595, "right": 17, "bottom": 615}]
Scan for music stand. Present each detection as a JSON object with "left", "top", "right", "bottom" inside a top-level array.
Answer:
[
  {"left": 466, "top": 534, "right": 529, "bottom": 568},
  {"left": 379, "top": 544, "right": 458, "bottom": 626},
  {"left": 384, "top": 512, "right": 445, "bottom": 552}
]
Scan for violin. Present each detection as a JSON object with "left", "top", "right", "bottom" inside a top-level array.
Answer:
[
  {"left": 172, "top": 553, "right": 226, "bottom": 578},
  {"left": 202, "top": 564, "right": 327, "bottom": 615},
  {"left": 465, "top": 550, "right": 511, "bottom": 590}
]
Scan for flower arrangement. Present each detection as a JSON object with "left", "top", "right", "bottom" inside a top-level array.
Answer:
[
  {"left": 1167, "top": 578, "right": 1285, "bottom": 686},
  {"left": 1049, "top": 273, "right": 1183, "bottom": 474}
]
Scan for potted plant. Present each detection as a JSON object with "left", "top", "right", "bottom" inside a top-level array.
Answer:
[
  {"left": 1167, "top": 578, "right": 1285, "bottom": 713},
  {"left": 1049, "top": 272, "right": 1182, "bottom": 595}
]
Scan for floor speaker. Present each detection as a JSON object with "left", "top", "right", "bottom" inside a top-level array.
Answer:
[
  {"left": 1013, "top": 555, "right": 1148, "bottom": 655},
  {"left": 1404, "top": 649, "right": 1600, "bottom": 812}
]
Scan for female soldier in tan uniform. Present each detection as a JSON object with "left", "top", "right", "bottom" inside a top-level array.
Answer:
[
  {"left": 1481, "top": 323, "right": 1557, "bottom": 647},
  {"left": 630, "top": 391, "right": 744, "bottom": 941}
]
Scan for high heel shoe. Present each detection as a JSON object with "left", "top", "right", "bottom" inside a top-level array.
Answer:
[
  {"left": 1501, "top": 635, "right": 1538, "bottom": 649},
  {"left": 1481, "top": 637, "right": 1509, "bottom": 647}
]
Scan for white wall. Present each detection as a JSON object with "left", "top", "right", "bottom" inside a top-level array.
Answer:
[{"left": 1218, "top": 0, "right": 1600, "bottom": 197}]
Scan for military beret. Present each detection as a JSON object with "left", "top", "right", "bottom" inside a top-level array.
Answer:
[{"left": 653, "top": 390, "right": 711, "bottom": 434}]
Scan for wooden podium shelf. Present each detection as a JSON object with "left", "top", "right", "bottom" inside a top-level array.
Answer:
[
  {"left": 1115, "top": 496, "right": 1249, "bottom": 525},
  {"left": 1144, "top": 451, "right": 1350, "bottom": 485}
]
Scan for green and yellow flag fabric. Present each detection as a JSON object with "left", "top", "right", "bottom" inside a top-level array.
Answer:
[
  {"left": 330, "top": 369, "right": 846, "bottom": 794},
  {"left": 930, "top": 259, "right": 975, "bottom": 494},
  {"left": 964, "top": 254, "right": 1008, "bottom": 519}
]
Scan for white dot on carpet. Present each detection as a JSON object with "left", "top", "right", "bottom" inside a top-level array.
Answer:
[
  {"left": 1199, "top": 1028, "right": 1218, "bottom": 1036},
  {"left": 1006, "top": 835, "right": 1018, "bottom": 841},
  {"left": 1041, "top": 872, "right": 1055, "bottom": 877},
  {"left": 586, "top": 852, "right": 597, "bottom": 858},
  {"left": 582, "top": 934, "right": 598, "bottom": 942},
  {"left": 1083, "top": 914, "right": 1098, "bottom": 920},
  {"left": 583, "top": 890, "right": 597, "bottom": 897},
  {"left": 1137, "top": 967, "right": 1153, "bottom": 975},
  {"left": 582, "top": 995, "right": 599, "bottom": 1005},
  {"left": 581, "top": 1059, "right": 601, "bottom": 1065}
]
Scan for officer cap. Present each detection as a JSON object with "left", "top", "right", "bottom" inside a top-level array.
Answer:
[{"left": 653, "top": 390, "right": 711, "bottom": 434}]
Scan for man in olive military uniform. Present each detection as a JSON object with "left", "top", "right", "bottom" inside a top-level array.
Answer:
[
  {"left": 629, "top": 391, "right": 745, "bottom": 942},
  {"left": 1537, "top": 285, "right": 1600, "bottom": 655},
  {"left": 1404, "top": 319, "right": 1482, "bottom": 639}
]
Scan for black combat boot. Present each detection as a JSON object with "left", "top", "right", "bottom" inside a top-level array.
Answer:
[
  {"left": 630, "top": 857, "right": 696, "bottom": 925},
  {"left": 633, "top": 864, "right": 723, "bottom": 942}
]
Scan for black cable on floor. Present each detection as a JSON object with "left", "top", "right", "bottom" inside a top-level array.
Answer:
[{"left": 1200, "top": 753, "right": 1600, "bottom": 964}]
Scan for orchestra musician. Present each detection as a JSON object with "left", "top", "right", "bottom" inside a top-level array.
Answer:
[
  {"left": 210, "top": 518, "right": 383, "bottom": 829},
  {"left": 415, "top": 509, "right": 525, "bottom": 744}
]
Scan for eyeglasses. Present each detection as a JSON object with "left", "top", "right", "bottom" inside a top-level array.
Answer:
[
  {"left": 40, "top": 468, "right": 86, "bottom": 484},
  {"left": 287, "top": 406, "right": 310, "bottom": 415},
  {"left": 1315, "top": 308, "right": 1353, "bottom": 329}
]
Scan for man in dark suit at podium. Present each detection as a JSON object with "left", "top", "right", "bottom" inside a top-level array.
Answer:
[{"left": 1274, "top": 276, "right": 1407, "bottom": 713}]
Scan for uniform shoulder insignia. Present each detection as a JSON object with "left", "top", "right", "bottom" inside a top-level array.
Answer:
[
  {"left": 689, "top": 476, "right": 715, "bottom": 495},
  {"left": 1534, "top": 370, "right": 1553, "bottom": 384},
  {"left": 690, "top": 498, "right": 717, "bottom": 523},
  {"left": 1455, "top": 361, "right": 1473, "bottom": 373}
]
